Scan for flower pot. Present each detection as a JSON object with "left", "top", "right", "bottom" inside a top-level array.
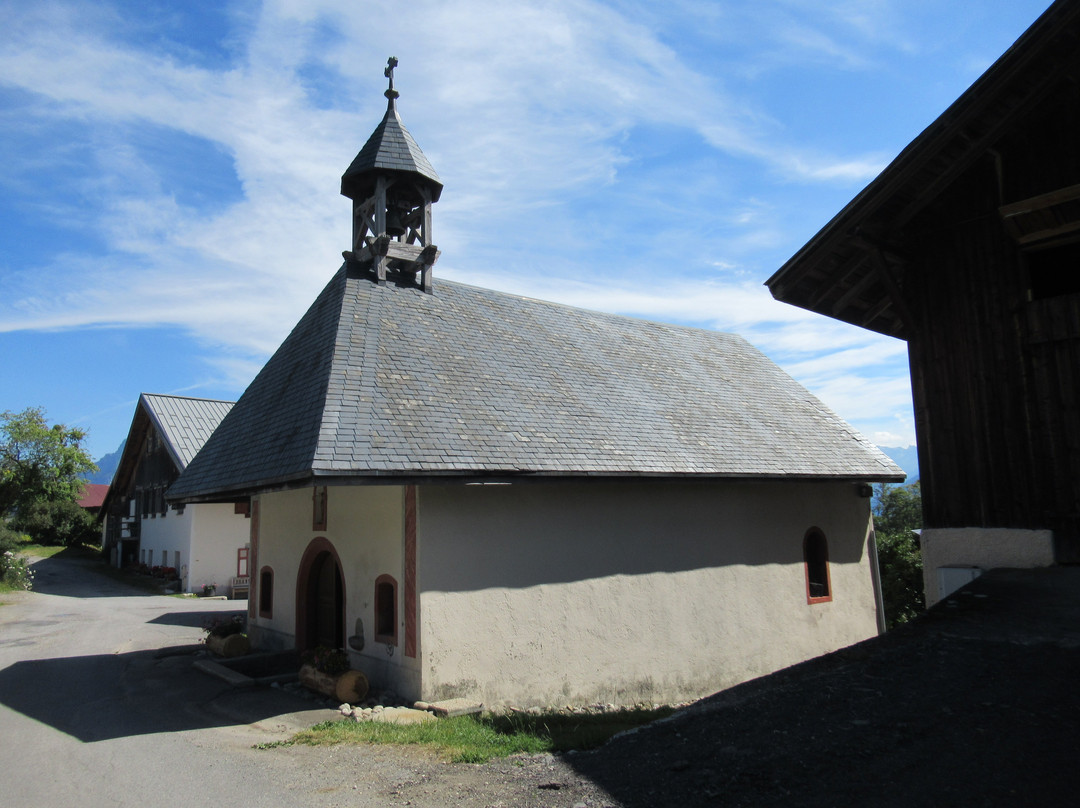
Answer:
[
  {"left": 206, "top": 633, "right": 251, "bottom": 657},
  {"left": 299, "top": 664, "right": 369, "bottom": 703}
]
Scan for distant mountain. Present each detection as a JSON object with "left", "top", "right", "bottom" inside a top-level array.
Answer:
[
  {"left": 87, "top": 439, "right": 125, "bottom": 485},
  {"left": 878, "top": 445, "right": 919, "bottom": 483}
]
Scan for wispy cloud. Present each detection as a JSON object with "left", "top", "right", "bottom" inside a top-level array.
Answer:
[{"left": 0, "top": 0, "right": 970, "bottom": 451}]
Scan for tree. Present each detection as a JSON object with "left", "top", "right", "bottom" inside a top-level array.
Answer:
[
  {"left": 873, "top": 481, "right": 924, "bottom": 629},
  {"left": 1, "top": 407, "right": 97, "bottom": 545}
]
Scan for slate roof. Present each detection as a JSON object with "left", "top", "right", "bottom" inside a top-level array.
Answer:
[
  {"left": 169, "top": 266, "right": 902, "bottom": 502},
  {"left": 141, "top": 394, "right": 235, "bottom": 469},
  {"left": 340, "top": 100, "right": 443, "bottom": 202}
]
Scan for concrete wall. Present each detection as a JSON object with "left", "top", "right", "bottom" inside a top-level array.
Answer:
[
  {"left": 249, "top": 486, "right": 420, "bottom": 695},
  {"left": 921, "top": 527, "right": 1055, "bottom": 607},
  {"left": 417, "top": 480, "right": 879, "bottom": 708}
]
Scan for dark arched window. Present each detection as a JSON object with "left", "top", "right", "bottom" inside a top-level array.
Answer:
[
  {"left": 374, "top": 574, "right": 398, "bottom": 645},
  {"left": 259, "top": 566, "right": 274, "bottom": 618},
  {"left": 804, "top": 528, "right": 832, "bottom": 604}
]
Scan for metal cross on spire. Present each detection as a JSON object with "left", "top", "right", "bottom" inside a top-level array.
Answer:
[{"left": 384, "top": 56, "right": 399, "bottom": 103}]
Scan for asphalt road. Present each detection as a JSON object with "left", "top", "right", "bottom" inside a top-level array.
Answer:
[{"left": 0, "top": 553, "right": 617, "bottom": 808}]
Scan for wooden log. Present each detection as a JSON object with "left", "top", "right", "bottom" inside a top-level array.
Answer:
[
  {"left": 335, "top": 669, "right": 370, "bottom": 703},
  {"left": 206, "top": 633, "right": 251, "bottom": 658},
  {"left": 298, "top": 665, "right": 369, "bottom": 703}
]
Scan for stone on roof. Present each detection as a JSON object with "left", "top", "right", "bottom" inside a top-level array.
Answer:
[{"left": 169, "top": 266, "right": 903, "bottom": 502}]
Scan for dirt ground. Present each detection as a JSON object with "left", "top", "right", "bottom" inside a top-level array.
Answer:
[
  {"left": 234, "top": 567, "right": 1080, "bottom": 807},
  {"left": 559, "top": 566, "right": 1080, "bottom": 807}
]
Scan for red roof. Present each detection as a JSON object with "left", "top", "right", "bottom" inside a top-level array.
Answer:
[{"left": 77, "top": 483, "right": 109, "bottom": 510}]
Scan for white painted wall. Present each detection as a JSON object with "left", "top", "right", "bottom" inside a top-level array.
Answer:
[
  {"left": 187, "top": 503, "right": 251, "bottom": 595},
  {"left": 136, "top": 504, "right": 248, "bottom": 594},
  {"left": 418, "top": 480, "right": 879, "bottom": 707},
  {"left": 921, "top": 527, "right": 1055, "bottom": 607},
  {"left": 138, "top": 507, "right": 192, "bottom": 574}
]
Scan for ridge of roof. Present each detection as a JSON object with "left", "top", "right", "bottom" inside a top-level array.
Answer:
[{"left": 169, "top": 266, "right": 903, "bottom": 503}]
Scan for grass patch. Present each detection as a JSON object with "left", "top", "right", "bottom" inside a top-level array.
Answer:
[
  {"left": 282, "top": 707, "right": 674, "bottom": 763},
  {"left": 16, "top": 542, "right": 66, "bottom": 559},
  {"left": 16, "top": 541, "right": 100, "bottom": 560}
]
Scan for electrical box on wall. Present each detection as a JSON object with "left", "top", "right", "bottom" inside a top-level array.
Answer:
[{"left": 938, "top": 566, "right": 983, "bottom": 601}]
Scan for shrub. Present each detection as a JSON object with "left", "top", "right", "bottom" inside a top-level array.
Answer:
[
  {"left": 873, "top": 481, "right": 925, "bottom": 629},
  {"left": 877, "top": 528, "right": 924, "bottom": 628},
  {"left": 0, "top": 524, "right": 33, "bottom": 590},
  {"left": 203, "top": 614, "right": 245, "bottom": 639},
  {"left": 301, "top": 646, "right": 350, "bottom": 675},
  {"left": 11, "top": 499, "right": 99, "bottom": 547}
]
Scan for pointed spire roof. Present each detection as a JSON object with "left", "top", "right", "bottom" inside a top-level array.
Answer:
[{"left": 341, "top": 57, "right": 442, "bottom": 202}]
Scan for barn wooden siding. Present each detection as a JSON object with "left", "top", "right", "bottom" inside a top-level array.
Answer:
[{"left": 903, "top": 78, "right": 1080, "bottom": 558}]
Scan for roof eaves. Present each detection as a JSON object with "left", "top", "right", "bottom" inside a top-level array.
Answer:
[{"left": 766, "top": 0, "right": 1080, "bottom": 295}]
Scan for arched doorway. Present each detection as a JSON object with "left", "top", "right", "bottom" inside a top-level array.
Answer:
[{"left": 296, "top": 538, "right": 345, "bottom": 651}]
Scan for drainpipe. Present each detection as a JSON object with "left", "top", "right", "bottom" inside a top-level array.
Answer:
[{"left": 867, "top": 519, "right": 887, "bottom": 635}]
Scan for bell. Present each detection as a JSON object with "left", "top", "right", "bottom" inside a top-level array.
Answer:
[{"left": 385, "top": 207, "right": 407, "bottom": 238}]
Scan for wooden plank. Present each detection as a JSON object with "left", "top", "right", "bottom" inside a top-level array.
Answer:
[{"left": 999, "top": 181, "right": 1080, "bottom": 217}]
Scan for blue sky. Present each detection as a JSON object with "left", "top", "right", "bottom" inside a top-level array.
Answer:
[{"left": 0, "top": 0, "right": 1053, "bottom": 462}]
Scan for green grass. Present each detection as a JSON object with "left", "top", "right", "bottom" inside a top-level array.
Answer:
[
  {"left": 278, "top": 707, "right": 674, "bottom": 763},
  {"left": 16, "top": 541, "right": 98, "bottom": 559}
]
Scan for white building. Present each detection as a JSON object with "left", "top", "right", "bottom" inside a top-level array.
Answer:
[{"left": 102, "top": 393, "right": 251, "bottom": 596}]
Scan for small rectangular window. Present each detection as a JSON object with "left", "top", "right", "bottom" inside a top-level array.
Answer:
[{"left": 313, "top": 487, "right": 328, "bottom": 531}]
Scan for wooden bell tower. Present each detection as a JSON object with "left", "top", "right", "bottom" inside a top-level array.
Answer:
[{"left": 341, "top": 57, "right": 443, "bottom": 292}]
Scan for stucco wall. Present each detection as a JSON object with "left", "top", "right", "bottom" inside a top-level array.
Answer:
[
  {"left": 921, "top": 527, "right": 1055, "bottom": 607},
  {"left": 418, "top": 480, "right": 879, "bottom": 707},
  {"left": 250, "top": 486, "right": 418, "bottom": 694}
]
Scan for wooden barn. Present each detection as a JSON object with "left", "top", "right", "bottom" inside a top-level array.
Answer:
[{"left": 766, "top": 0, "right": 1080, "bottom": 605}]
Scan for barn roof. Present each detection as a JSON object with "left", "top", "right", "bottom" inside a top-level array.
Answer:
[
  {"left": 100, "top": 394, "right": 235, "bottom": 516},
  {"left": 765, "top": 0, "right": 1080, "bottom": 340},
  {"left": 77, "top": 483, "right": 109, "bottom": 510},
  {"left": 169, "top": 266, "right": 901, "bottom": 503},
  {"left": 138, "top": 394, "right": 235, "bottom": 469}
]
